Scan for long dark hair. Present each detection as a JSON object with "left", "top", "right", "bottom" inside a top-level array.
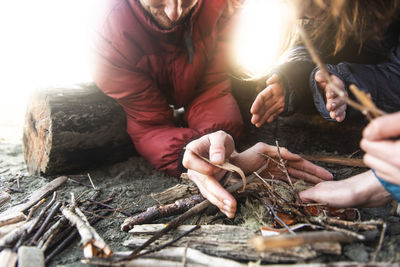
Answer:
[{"left": 309, "top": 0, "right": 400, "bottom": 54}]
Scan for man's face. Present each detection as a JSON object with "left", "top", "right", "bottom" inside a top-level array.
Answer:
[{"left": 139, "top": 0, "right": 199, "bottom": 29}]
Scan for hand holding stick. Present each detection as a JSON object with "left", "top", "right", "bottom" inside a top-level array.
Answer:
[{"left": 298, "top": 26, "right": 385, "bottom": 120}]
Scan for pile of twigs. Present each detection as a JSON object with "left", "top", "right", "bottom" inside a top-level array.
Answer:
[{"left": 0, "top": 176, "right": 117, "bottom": 266}]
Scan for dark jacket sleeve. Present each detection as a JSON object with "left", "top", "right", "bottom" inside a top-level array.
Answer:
[
  {"left": 270, "top": 46, "right": 316, "bottom": 116},
  {"left": 309, "top": 39, "right": 400, "bottom": 120}
]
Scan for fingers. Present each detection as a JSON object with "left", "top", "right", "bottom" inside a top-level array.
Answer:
[
  {"left": 286, "top": 165, "right": 329, "bottom": 184},
  {"left": 251, "top": 75, "right": 284, "bottom": 127},
  {"left": 363, "top": 111, "right": 400, "bottom": 141},
  {"left": 315, "top": 71, "right": 347, "bottom": 122},
  {"left": 299, "top": 171, "right": 392, "bottom": 208},
  {"left": 188, "top": 170, "right": 237, "bottom": 218},
  {"left": 363, "top": 153, "right": 400, "bottom": 185},
  {"left": 361, "top": 139, "right": 400, "bottom": 167},
  {"left": 250, "top": 88, "right": 274, "bottom": 127},
  {"left": 183, "top": 131, "right": 234, "bottom": 175},
  {"left": 329, "top": 103, "right": 346, "bottom": 122}
]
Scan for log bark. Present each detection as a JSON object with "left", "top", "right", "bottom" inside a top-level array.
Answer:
[
  {"left": 124, "top": 224, "right": 340, "bottom": 263},
  {"left": 22, "top": 83, "right": 134, "bottom": 176}
]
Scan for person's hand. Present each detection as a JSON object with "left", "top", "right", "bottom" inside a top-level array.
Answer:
[
  {"left": 231, "top": 142, "right": 333, "bottom": 184},
  {"left": 314, "top": 70, "right": 347, "bottom": 122},
  {"left": 299, "top": 170, "right": 393, "bottom": 208},
  {"left": 361, "top": 111, "right": 400, "bottom": 185},
  {"left": 182, "top": 131, "right": 236, "bottom": 218},
  {"left": 250, "top": 74, "right": 285, "bottom": 127}
]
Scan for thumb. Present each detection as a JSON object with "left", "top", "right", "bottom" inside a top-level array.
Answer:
[
  {"left": 298, "top": 188, "right": 316, "bottom": 203},
  {"left": 314, "top": 70, "right": 326, "bottom": 83}
]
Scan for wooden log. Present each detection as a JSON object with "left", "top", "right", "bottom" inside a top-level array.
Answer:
[
  {"left": 124, "top": 224, "right": 341, "bottom": 263},
  {"left": 0, "top": 212, "right": 26, "bottom": 228},
  {"left": 22, "top": 83, "right": 134, "bottom": 176}
]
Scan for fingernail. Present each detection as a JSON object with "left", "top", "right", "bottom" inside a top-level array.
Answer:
[
  {"left": 331, "top": 103, "right": 336, "bottom": 108},
  {"left": 211, "top": 153, "right": 223, "bottom": 163}
]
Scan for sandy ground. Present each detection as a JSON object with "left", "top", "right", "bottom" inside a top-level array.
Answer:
[{"left": 1, "top": 117, "right": 400, "bottom": 266}]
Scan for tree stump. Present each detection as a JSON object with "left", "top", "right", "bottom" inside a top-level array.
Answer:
[{"left": 22, "top": 83, "right": 134, "bottom": 176}]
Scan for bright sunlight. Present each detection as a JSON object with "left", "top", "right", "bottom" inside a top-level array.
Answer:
[
  {"left": 0, "top": 0, "right": 94, "bottom": 141},
  {"left": 233, "top": 0, "right": 295, "bottom": 78}
]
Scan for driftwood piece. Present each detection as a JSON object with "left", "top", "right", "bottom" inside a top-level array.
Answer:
[
  {"left": 0, "top": 249, "right": 18, "bottom": 267},
  {"left": 22, "top": 83, "right": 134, "bottom": 176},
  {"left": 121, "top": 194, "right": 204, "bottom": 231},
  {"left": 0, "top": 176, "right": 67, "bottom": 218},
  {"left": 0, "top": 218, "right": 38, "bottom": 248},
  {"left": 60, "top": 205, "right": 113, "bottom": 258},
  {"left": 17, "top": 246, "right": 45, "bottom": 267},
  {"left": 0, "top": 212, "right": 26, "bottom": 228},
  {"left": 151, "top": 184, "right": 199, "bottom": 204},
  {"left": 84, "top": 247, "right": 246, "bottom": 267},
  {"left": 250, "top": 230, "right": 380, "bottom": 251},
  {"left": 124, "top": 224, "right": 340, "bottom": 262},
  {"left": 0, "top": 191, "right": 11, "bottom": 208},
  {"left": 121, "top": 166, "right": 268, "bottom": 261},
  {"left": 0, "top": 222, "right": 25, "bottom": 239}
]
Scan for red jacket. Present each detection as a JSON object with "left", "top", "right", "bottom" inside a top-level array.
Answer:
[{"left": 91, "top": 0, "right": 243, "bottom": 176}]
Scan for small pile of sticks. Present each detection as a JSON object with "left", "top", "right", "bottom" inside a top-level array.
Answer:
[{"left": 0, "top": 176, "right": 114, "bottom": 266}]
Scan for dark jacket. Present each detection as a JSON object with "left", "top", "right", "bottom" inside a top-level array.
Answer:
[
  {"left": 91, "top": 0, "right": 243, "bottom": 176},
  {"left": 273, "top": 19, "right": 400, "bottom": 121}
]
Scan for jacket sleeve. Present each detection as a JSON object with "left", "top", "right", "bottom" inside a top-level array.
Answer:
[
  {"left": 309, "top": 40, "right": 400, "bottom": 120},
  {"left": 91, "top": 33, "right": 201, "bottom": 177},
  {"left": 269, "top": 46, "right": 317, "bottom": 116}
]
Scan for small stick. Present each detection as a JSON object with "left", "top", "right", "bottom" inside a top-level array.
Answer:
[
  {"left": 250, "top": 230, "right": 378, "bottom": 251},
  {"left": 121, "top": 195, "right": 204, "bottom": 232},
  {"left": 87, "top": 199, "right": 133, "bottom": 217},
  {"left": 182, "top": 242, "right": 189, "bottom": 267},
  {"left": 25, "top": 198, "right": 46, "bottom": 222},
  {"left": 12, "top": 230, "right": 27, "bottom": 252},
  {"left": 45, "top": 228, "right": 78, "bottom": 263},
  {"left": 27, "top": 192, "right": 58, "bottom": 234},
  {"left": 28, "top": 201, "right": 62, "bottom": 246},
  {"left": 0, "top": 176, "right": 67, "bottom": 217},
  {"left": 68, "top": 178, "right": 92, "bottom": 188},
  {"left": 61, "top": 202, "right": 113, "bottom": 258},
  {"left": 275, "top": 141, "right": 294, "bottom": 189},
  {"left": 37, "top": 217, "right": 67, "bottom": 251},
  {"left": 371, "top": 221, "right": 387, "bottom": 262},
  {"left": 120, "top": 164, "right": 269, "bottom": 262},
  {"left": 300, "top": 154, "right": 366, "bottom": 168},
  {"left": 87, "top": 173, "right": 97, "bottom": 190}
]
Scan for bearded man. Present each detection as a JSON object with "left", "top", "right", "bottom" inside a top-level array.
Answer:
[{"left": 91, "top": 0, "right": 243, "bottom": 176}]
